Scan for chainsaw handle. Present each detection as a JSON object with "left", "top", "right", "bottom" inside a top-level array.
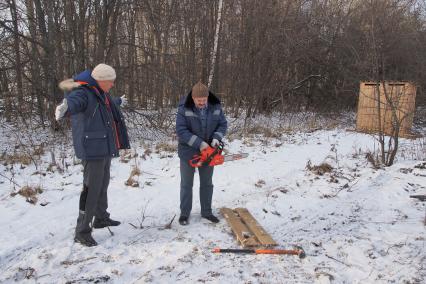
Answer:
[
  {"left": 189, "top": 141, "right": 225, "bottom": 168},
  {"left": 189, "top": 156, "right": 202, "bottom": 167},
  {"left": 202, "top": 143, "right": 223, "bottom": 166}
]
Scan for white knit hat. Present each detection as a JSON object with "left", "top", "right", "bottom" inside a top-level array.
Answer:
[{"left": 91, "top": 63, "right": 116, "bottom": 81}]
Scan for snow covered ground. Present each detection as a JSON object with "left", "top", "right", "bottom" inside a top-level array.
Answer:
[{"left": 0, "top": 123, "right": 425, "bottom": 283}]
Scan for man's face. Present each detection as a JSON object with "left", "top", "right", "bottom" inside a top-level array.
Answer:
[
  {"left": 97, "top": 80, "right": 115, "bottom": 93},
  {"left": 193, "top": 96, "right": 208, "bottom": 108}
]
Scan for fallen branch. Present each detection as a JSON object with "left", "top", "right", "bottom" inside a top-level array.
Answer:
[
  {"left": 331, "top": 179, "right": 360, "bottom": 197},
  {"left": 65, "top": 275, "right": 110, "bottom": 284},
  {"left": 325, "top": 254, "right": 351, "bottom": 267},
  {"left": 60, "top": 256, "right": 97, "bottom": 266},
  {"left": 0, "top": 172, "right": 20, "bottom": 187},
  {"left": 107, "top": 227, "right": 114, "bottom": 236},
  {"left": 163, "top": 215, "right": 176, "bottom": 230},
  {"left": 129, "top": 222, "right": 138, "bottom": 229}
]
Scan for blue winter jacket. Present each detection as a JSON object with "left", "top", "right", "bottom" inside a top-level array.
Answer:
[
  {"left": 176, "top": 91, "right": 228, "bottom": 161},
  {"left": 64, "top": 70, "right": 130, "bottom": 160}
]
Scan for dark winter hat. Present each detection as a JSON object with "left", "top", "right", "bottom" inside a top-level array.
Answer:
[
  {"left": 192, "top": 81, "right": 209, "bottom": 98},
  {"left": 91, "top": 63, "right": 116, "bottom": 81}
]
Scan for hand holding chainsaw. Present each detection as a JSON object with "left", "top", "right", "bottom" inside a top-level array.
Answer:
[
  {"left": 190, "top": 141, "right": 248, "bottom": 168},
  {"left": 211, "top": 139, "right": 220, "bottom": 147},
  {"left": 199, "top": 141, "right": 210, "bottom": 151}
]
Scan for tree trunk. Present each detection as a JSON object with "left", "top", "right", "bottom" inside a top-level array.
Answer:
[
  {"left": 9, "top": 0, "right": 25, "bottom": 113},
  {"left": 25, "top": 0, "right": 44, "bottom": 126},
  {"left": 208, "top": 0, "right": 224, "bottom": 88}
]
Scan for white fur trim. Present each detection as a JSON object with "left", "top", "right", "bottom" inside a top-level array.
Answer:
[{"left": 58, "top": 79, "right": 81, "bottom": 91}]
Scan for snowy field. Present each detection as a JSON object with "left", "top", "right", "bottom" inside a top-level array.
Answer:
[{"left": 0, "top": 120, "right": 425, "bottom": 283}]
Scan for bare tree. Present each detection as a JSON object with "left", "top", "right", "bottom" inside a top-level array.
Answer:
[
  {"left": 208, "top": 0, "right": 224, "bottom": 88},
  {"left": 365, "top": 0, "right": 419, "bottom": 166},
  {"left": 0, "top": 0, "right": 425, "bottom": 128}
]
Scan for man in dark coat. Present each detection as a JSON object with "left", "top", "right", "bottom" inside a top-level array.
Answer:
[
  {"left": 55, "top": 63, "right": 130, "bottom": 246},
  {"left": 176, "top": 81, "right": 227, "bottom": 225}
]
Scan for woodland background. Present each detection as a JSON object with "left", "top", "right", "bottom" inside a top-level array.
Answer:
[{"left": 1, "top": 0, "right": 426, "bottom": 128}]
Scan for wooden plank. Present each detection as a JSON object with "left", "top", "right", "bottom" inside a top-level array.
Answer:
[
  {"left": 220, "top": 208, "right": 260, "bottom": 247},
  {"left": 234, "top": 208, "right": 278, "bottom": 247}
]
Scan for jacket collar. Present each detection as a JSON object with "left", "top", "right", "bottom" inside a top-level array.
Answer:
[
  {"left": 184, "top": 91, "right": 221, "bottom": 109},
  {"left": 58, "top": 69, "right": 102, "bottom": 93}
]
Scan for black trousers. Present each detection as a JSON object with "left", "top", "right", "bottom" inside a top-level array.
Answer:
[{"left": 76, "top": 158, "right": 111, "bottom": 234}]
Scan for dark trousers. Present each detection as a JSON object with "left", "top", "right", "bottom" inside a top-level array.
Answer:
[
  {"left": 76, "top": 158, "right": 111, "bottom": 234},
  {"left": 180, "top": 159, "right": 214, "bottom": 217}
]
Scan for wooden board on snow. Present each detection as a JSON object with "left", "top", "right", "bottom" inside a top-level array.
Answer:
[
  {"left": 220, "top": 207, "right": 259, "bottom": 247},
  {"left": 220, "top": 207, "right": 277, "bottom": 248},
  {"left": 234, "top": 208, "right": 277, "bottom": 247}
]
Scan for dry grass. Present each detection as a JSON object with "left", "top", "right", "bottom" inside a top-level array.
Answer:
[
  {"left": 130, "top": 166, "right": 141, "bottom": 177},
  {"left": 120, "top": 150, "right": 138, "bottom": 163},
  {"left": 0, "top": 143, "right": 46, "bottom": 167},
  {"left": 365, "top": 152, "right": 380, "bottom": 169},
  {"left": 1, "top": 152, "right": 32, "bottom": 166},
  {"left": 125, "top": 176, "right": 140, "bottom": 187},
  {"left": 306, "top": 160, "right": 334, "bottom": 175},
  {"left": 306, "top": 118, "right": 320, "bottom": 131},
  {"left": 11, "top": 185, "right": 43, "bottom": 204},
  {"left": 242, "top": 139, "right": 255, "bottom": 147},
  {"left": 155, "top": 142, "right": 177, "bottom": 153},
  {"left": 141, "top": 149, "right": 152, "bottom": 160},
  {"left": 246, "top": 125, "right": 281, "bottom": 138},
  {"left": 125, "top": 165, "right": 141, "bottom": 187},
  {"left": 255, "top": 179, "right": 266, "bottom": 188},
  {"left": 32, "top": 145, "right": 45, "bottom": 156}
]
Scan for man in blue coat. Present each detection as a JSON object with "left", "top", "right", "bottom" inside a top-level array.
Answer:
[
  {"left": 55, "top": 63, "right": 130, "bottom": 246},
  {"left": 176, "top": 81, "right": 227, "bottom": 225}
]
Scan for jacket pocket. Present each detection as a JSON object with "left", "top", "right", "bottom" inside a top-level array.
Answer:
[{"left": 83, "top": 131, "right": 109, "bottom": 157}]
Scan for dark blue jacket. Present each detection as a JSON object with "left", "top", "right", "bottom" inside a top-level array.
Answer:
[
  {"left": 176, "top": 91, "right": 227, "bottom": 161},
  {"left": 65, "top": 70, "right": 130, "bottom": 160}
]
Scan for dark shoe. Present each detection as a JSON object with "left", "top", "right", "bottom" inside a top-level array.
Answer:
[
  {"left": 179, "top": 215, "right": 189, "bottom": 225},
  {"left": 74, "top": 232, "right": 98, "bottom": 247},
  {"left": 202, "top": 215, "right": 219, "bottom": 223},
  {"left": 93, "top": 217, "right": 121, "bottom": 229}
]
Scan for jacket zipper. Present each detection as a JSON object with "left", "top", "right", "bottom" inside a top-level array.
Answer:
[{"left": 92, "top": 103, "right": 99, "bottom": 118}]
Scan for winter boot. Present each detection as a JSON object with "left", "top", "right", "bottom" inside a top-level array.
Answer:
[
  {"left": 202, "top": 214, "right": 219, "bottom": 223},
  {"left": 179, "top": 215, "right": 189, "bottom": 225},
  {"left": 74, "top": 232, "right": 98, "bottom": 247},
  {"left": 93, "top": 217, "right": 121, "bottom": 229},
  {"left": 74, "top": 211, "right": 98, "bottom": 247}
]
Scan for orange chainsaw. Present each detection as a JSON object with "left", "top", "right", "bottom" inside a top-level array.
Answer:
[{"left": 189, "top": 142, "right": 248, "bottom": 167}]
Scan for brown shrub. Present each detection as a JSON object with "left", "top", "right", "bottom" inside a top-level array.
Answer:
[
  {"left": 306, "top": 160, "right": 333, "bottom": 175},
  {"left": 155, "top": 142, "right": 177, "bottom": 153},
  {"left": 11, "top": 185, "right": 43, "bottom": 204},
  {"left": 125, "top": 165, "right": 141, "bottom": 187}
]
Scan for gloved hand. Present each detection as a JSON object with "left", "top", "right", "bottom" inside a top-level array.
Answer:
[
  {"left": 211, "top": 139, "right": 220, "bottom": 148},
  {"left": 199, "top": 141, "right": 209, "bottom": 151},
  {"left": 55, "top": 98, "right": 68, "bottom": 121},
  {"left": 121, "top": 95, "right": 127, "bottom": 107}
]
